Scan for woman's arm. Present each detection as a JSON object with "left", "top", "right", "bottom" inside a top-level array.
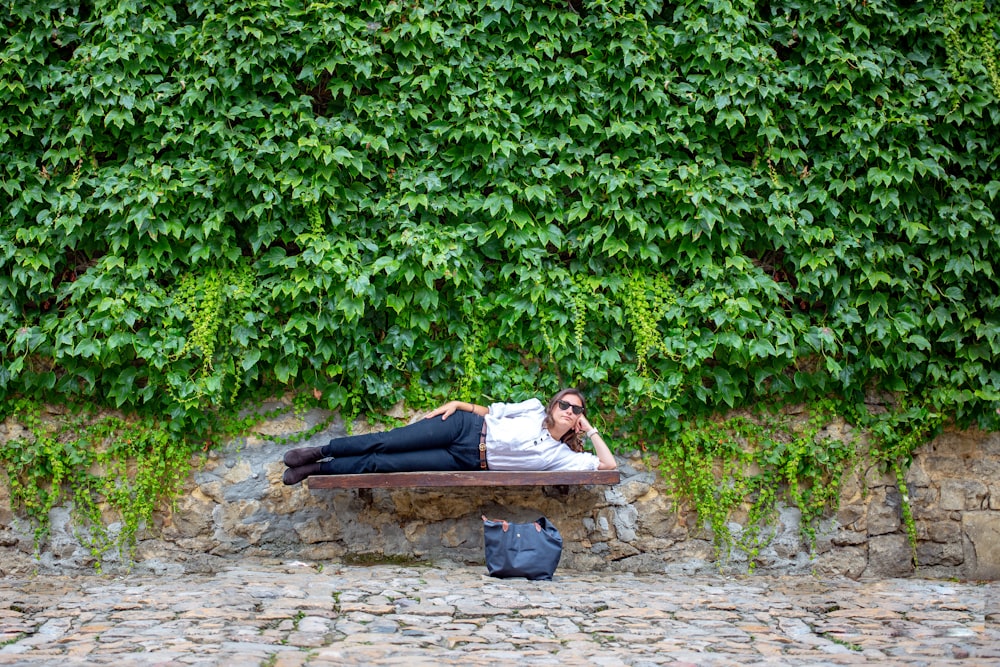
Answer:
[
  {"left": 576, "top": 415, "right": 617, "bottom": 470},
  {"left": 424, "top": 400, "right": 489, "bottom": 420},
  {"left": 589, "top": 432, "right": 617, "bottom": 470}
]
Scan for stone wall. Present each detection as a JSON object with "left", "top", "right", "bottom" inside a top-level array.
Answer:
[{"left": 1, "top": 401, "right": 998, "bottom": 579}]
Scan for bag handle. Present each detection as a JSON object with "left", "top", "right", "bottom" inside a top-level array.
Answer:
[{"left": 482, "top": 515, "right": 542, "bottom": 532}]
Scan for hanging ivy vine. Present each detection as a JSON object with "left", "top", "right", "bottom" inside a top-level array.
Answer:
[
  {"left": 0, "top": 400, "right": 196, "bottom": 569},
  {"left": 656, "top": 402, "right": 858, "bottom": 571}
]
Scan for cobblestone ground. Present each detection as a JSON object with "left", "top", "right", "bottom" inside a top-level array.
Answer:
[{"left": 1, "top": 560, "right": 998, "bottom": 666}]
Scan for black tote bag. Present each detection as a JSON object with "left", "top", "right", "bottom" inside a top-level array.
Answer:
[{"left": 482, "top": 515, "right": 563, "bottom": 581}]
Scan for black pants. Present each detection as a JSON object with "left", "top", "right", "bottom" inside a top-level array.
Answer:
[{"left": 318, "top": 410, "right": 484, "bottom": 474}]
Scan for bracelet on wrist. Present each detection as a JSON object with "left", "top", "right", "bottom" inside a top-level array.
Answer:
[{"left": 585, "top": 429, "right": 598, "bottom": 439}]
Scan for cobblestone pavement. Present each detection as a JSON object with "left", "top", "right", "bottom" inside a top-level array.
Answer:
[{"left": 1, "top": 559, "right": 998, "bottom": 666}]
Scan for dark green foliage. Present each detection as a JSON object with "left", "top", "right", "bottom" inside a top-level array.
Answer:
[{"left": 3, "top": 0, "right": 999, "bottom": 444}]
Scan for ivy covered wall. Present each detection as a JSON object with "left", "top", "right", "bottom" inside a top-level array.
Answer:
[{"left": 3, "top": 0, "right": 1000, "bottom": 444}]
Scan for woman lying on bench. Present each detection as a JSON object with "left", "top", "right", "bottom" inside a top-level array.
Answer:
[{"left": 281, "top": 388, "right": 617, "bottom": 485}]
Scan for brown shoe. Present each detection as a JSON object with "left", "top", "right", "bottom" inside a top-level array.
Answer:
[
  {"left": 283, "top": 446, "right": 325, "bottom": 467},
  {"left": 283, "top": 463, "right": 321, "bottom": 486}
]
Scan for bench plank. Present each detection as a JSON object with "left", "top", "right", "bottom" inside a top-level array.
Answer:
[{"left": 306, "top": 470, "right": 621, "bottom": 489}]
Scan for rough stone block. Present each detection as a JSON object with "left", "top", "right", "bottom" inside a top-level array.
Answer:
[
  {"left": 830, "top": 528, "right": 867, "bottom": 547},
  {"left": 0, "top": 484, "right": 13, "bottom": 527},
  {"left": 970, "top": 457, "right": 1000, "bottom": 482},
  {"left": 905, "top": 460, "right": 932, "bottom": 488},
  {"left": 962, "top": 512, "right": 1000, "bottom": 580},
  {"left": 836, "top": 503, "right": 866, "bottom": 531},
  {"left": 616, "top": 473, "right": 655, "bottom": 503},
  {"left": 195, "top": 479, "right": 226, "bottom": 504},
  {"left": 769, "top": 506, "right": 805, "bottom": 559},
  {"left": 924, "top": 431, "right": 979, "bottom": 460},
  {"left": 611, "top": 505, "right": 639, "bottom": 542},
  {"left": 910, "top": 506, "right": 951, "bottom": 523},
  {"left": 867, "top": 487, "right": 901, "bottom": 536},
  {"left": 812, "top": 545, "right": 867, "bottom": 579},
  {"left": 602, "top": 486, "right": 629, "bottom": 507},
  {"left": 252, "top": 414, "right": 307, "bottom": 437},
  {"left": 299, "top": 543, "right": 347, "bottom": 561},
  {"left": 607, "top": 541, "right": 641, "bottom": 560},
  {"left": 923, "top": 454, "right": 978, "bottom": 478},
  {"left": 593, "top": 509, "right": 615, "bottom": 538},
  {"left": 939, "top": 479, "right": 988, "bottom": 511},
  {"left": 908, "top": 485, "right": 938, "bottom": 510},
  {"left": 967, "top": 480, "right": 990, "bottom": 510},
  {"left": 937, "top": 480, "right": 965, "bottom": 511},
  {"left": 294, "top": 512, "right": 343, "bottom": 545},
  {"left": 162, "top": 489, "right": 217, "bottom": 539},
  {"left": 836, "top": 469, "right": 865, "bottom": 505},
  {"left": 981, "top": 429, "right": 1000, "bottom": 456},
  {"left": 919, "top": 519, "right": 961, "bottom": 544},
  {"left": 638, "top": 514, "right": 687, "bottom": 542},
  {"left": 916, "top": 540, "right": 964, "bottom": 567},
  {"left": 224, "top": 507, "right": 269, "bottom": 546},
  {"left": 865, "top": 534, "right": 915, "bottom": 578}
]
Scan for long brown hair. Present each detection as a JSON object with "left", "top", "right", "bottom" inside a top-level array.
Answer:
[{"left": 543, "top": 388, "right": 586, "bottom": 453}]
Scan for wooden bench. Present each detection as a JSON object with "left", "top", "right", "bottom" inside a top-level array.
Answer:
[{"left": 306, "top": 470, "right": 621, "bottom": 489}]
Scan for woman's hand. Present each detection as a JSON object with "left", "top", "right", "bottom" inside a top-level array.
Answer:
[
  {"left": 575, "top": 414, "right": 616, "bottom": 470},
  {"left": 424, "top": 401, "right": 461, "bottom": 420}
]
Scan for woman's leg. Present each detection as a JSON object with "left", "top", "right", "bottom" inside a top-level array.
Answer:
[
  {"left": 318, "top": 411, "right": 483, "bottom": 474},
  {"left": 322, "top": 411, "right": 478, "bottom": 458},
  {"left": 282, "top": 411, "right": 483, "bottom": 480},
  {"left": 319, "top": 447, "right": 466, "bottom": 474},
  {"left": 284, "top": 441, "right": 475, "bottom": 483},
  {"left": 284, "top": 412, "right": 475, "bottom": 468}
]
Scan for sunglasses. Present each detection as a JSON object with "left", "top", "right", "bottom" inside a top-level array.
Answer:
[{"left": 556, "top": 400, "right": 585, "bottom": 415}]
